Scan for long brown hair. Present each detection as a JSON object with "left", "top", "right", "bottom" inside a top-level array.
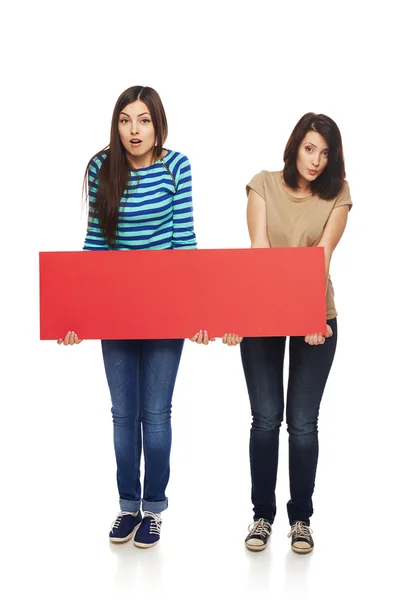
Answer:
[
  {"left": 283, "top": 113, "right": 346, "bottom": 200},
  {"left": 84, "top": 86, "right": 168, "bottom": 246}
]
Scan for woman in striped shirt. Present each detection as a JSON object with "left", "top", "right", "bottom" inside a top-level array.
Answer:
[{"left": 58, "top": 86, "right": 212, "bottom": 548}]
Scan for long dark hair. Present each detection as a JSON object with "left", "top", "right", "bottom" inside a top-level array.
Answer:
[
  {"left": 283, "top": 113, "right": 345, "bottom": 199},
  {"left": 84, "top": 86, "right": 168, "bottom": 246}
]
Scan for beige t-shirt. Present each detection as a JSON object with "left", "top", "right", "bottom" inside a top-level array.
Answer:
[{"left": 246, "top": 171, "right": 352, "bottom": 320}]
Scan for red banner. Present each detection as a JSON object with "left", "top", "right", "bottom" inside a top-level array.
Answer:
[{"left": 39, "top": 248, "right": 326, "bottom": 340}]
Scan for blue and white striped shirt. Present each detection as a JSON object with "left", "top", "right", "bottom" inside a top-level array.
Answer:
[{"left": 83, "top": 150, "right": 197, "bottom": 250}]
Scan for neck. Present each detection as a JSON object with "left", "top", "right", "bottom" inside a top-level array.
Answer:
[
  {"left": 127, "top": 149, "right": 157, "bottom": 170},
  {"left": 297, "top": 175, "right": 311, "bottom": 193}
]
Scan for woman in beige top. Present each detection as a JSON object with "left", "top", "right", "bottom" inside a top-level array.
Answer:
[{"left": 236, "top": 113, "right": 352, "bottom": 554}]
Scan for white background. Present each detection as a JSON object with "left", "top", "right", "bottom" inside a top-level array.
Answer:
[{"left": 1, "top": 0, "right": 399, "bottom": 598}]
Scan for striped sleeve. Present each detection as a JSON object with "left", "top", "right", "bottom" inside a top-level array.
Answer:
[
  {"left": 171, "top": 156, "right": 197, "bottom": 249},
  {"left": 83, "top": 155, "right": 109, "bottom": 250}
]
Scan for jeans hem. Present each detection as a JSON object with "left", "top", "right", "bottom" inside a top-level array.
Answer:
[
  {"left": 142, "top": 499, "right": 168, "bottom": 513},
  {"left": 119, "top": 499, "right": 141, "bottom": 513}
]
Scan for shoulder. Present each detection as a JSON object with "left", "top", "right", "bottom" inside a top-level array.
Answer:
[
  {"left": 246, "top": 170, "right": 278, "bottom": 198},
  {"left": 249, "top": 170, "right": 279, "bottom": 185},
  {"left": 88, "top": 152, "right": 108, "bottom": 176},
  {"left": 162, "top": 149, "right": 191, "bottom": 173}
]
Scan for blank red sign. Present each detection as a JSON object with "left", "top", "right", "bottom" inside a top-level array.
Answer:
[{"left": 39, "top": 247, "right": 326, "bottom": 340}]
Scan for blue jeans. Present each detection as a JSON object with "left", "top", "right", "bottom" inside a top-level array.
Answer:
[
  {"left": 101, "top": 338, "right": 184, "bottom": 513},
  {"left": 240, "top": 319, "right": 337, "bottom": 525}
]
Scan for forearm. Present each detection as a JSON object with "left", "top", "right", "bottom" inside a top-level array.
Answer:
[
  {"left": 317, "top": 243, "right": 333, "bottom": 291},
  {"left": 250, "top": 235, "right": 270, "bottom": 248}
]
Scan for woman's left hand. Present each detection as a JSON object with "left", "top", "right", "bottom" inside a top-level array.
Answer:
[
  {"left": 222, "top": 333, "right": 243, "bottom": 346},
  {"left": 304, "top": 324, "right": 333, "bottom": 345}
]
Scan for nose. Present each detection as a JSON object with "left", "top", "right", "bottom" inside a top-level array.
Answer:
[
  {"left": 130, "top": 120, "right": 139, "bottom": 134},
  {"left": 311, "top": 154, "right": 320, "bottom": 167}
]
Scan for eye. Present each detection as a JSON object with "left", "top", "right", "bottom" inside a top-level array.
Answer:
[
  {"left": 141, "top": 118, "right": 151, "bottom": 124},
  {"left": 120, "top": 118, "right": 129, "bottom": 124},
  {"left": 305, "top": 146, "right": 313, "bottom": 152},
  {"left": 323, "top": 151, "right": 329, "bottom": 157}
]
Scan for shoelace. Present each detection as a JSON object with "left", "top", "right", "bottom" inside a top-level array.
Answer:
[
  {"left": 248, "top": 518, "right": 271, "bottom": 537},
  {"left": 287, "top": 521, "right": 313, "bottom": 539},
  {"left": 143, "top": 512, "right": 162, "bottom": 535},
  {"left": 110, "top": 511, "right": 136, "bottom": 531}
]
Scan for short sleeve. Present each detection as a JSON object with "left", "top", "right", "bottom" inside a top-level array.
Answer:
[
  {"left": 246, "top": 171, "right": 266, "bottom": 200},
  {"left": 334, "top": 180, "right": 352, "bottom": 211}
]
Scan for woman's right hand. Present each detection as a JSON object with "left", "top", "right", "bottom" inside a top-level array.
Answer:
[
  {"left": 57, "top": 331, "right": 82, "bottom": 346},
  {"left": 189, "top": 330, "right": 216, "bottom": 345}
]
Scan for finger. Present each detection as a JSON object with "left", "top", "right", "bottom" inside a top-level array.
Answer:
[
  {"left": 326, "top": 325, "right": 333, "bottom": 337},
  {"left": 196, "top": 330, "right": 204, "bottom": 344},
  {"left": 74, "top": 333, "right": 82, "bottom": 344},
  {"left": 203, "top": 331, "right": 209, "bottom": 345},
  {"left": 305, "top": 335, "right": 310, "bottom": 344},
  {"left": 63, "top": 331, "right": 72, "bottom": 346},
  {"left": 57, "top": 338, "right": 63, "bottom": 344},
  {"left": 222, "top": 334, "right": 228, "bottom": 344},
  {"left": 318, "top": 333, "right": 325, "bottom": 344},
  {"left": 189, "top": 332, "right": 199, "bottom": 342}
]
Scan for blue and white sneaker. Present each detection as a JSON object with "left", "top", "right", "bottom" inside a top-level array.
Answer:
[
  {"left": 109, "top": 511, "right": 142, "bottom": 543},
  {"left": 133, "top": 512, "right": 162, "bottom": 548}
]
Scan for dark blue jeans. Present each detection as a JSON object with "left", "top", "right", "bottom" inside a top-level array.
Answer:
[
  {"left": 240, "top": 319, "right": 337, "bottom": 525},
  {"left": 101, "top": 339, "right": 184, "bottom": 514}
]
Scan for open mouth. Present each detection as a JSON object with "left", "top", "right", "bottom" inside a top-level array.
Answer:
[{"left": 130, "top": 138, "right": 142, "bottom": 146}]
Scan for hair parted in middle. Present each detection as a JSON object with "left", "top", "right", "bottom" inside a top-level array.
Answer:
[
  {"left": 283, "top": 112, "right": 346, "bottom": 200},
  {"left": 84, "top": 86, "right": 168, "bottom": 246}
]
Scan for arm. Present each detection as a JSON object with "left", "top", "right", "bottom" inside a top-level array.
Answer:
[
  {"left": 305, "top": 205, "right": 350, "bottom": 346},
  {"left": 317, "top": 205, "right": 350, "bottom": 289},
  {"left": 221, "top": 187, "right": 269, "bottom": 347},
  {"left": 58, "top": 158, "right": 107, "bottom": 345},
  {"left": 171, "top": 157, "right": 197, "bottom": 249},
  {"left": 246, "top": 189, "right": 271, "bottom": 248},
  {"left": 83, "top": 158, "right": 109, "bottom": 251}
]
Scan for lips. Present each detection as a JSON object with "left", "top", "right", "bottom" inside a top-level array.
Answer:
[{"left": 130, "top": 138, "right": 142, "bottom": 145}]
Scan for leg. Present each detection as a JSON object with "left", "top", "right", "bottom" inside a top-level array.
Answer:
[
  {"left": 240, "top": 336, "right": 286, "bottom": 523},
  {"left": 140, "top": 338, "right": 184, "bottom": 514},
  {"left": 286, "top": 318, "right": 338, "bottom": 525},
  {"left": 101, "top": 339, "right": 142, "bottom": 513}
]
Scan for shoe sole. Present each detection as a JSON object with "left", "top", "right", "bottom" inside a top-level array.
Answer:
[
  {"left": 133, "top": 540, "right": 159, "bottom": 549},
  {"left": 291, "top": 545, "right": 313, "bottom": 554},
  {"left": 245, "top": 542, "right": 267, "bottom": 552},
  {"left": 109, "top": 523, "right": 141, "bottom": 544}
]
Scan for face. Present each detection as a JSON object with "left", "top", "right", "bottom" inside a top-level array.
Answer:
[
  {"left": 296, "top": 131, "right": 329, "bottom": 186},
  {"left": 118, "top": 100, "right": 156, "bottom": 167}
]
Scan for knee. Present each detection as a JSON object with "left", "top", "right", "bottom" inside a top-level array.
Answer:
[
  {"left": 287, "top": 417, "right": 318, "bottom": 437},
  {"left": 111, "top": 407, "right": 137, "bottom": 427},
  {"left": 252, "top": 411, "right": 283, "bottom": 432},
  {"left": 142, "top": 407, "right": 171, "bottom": 432}
]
